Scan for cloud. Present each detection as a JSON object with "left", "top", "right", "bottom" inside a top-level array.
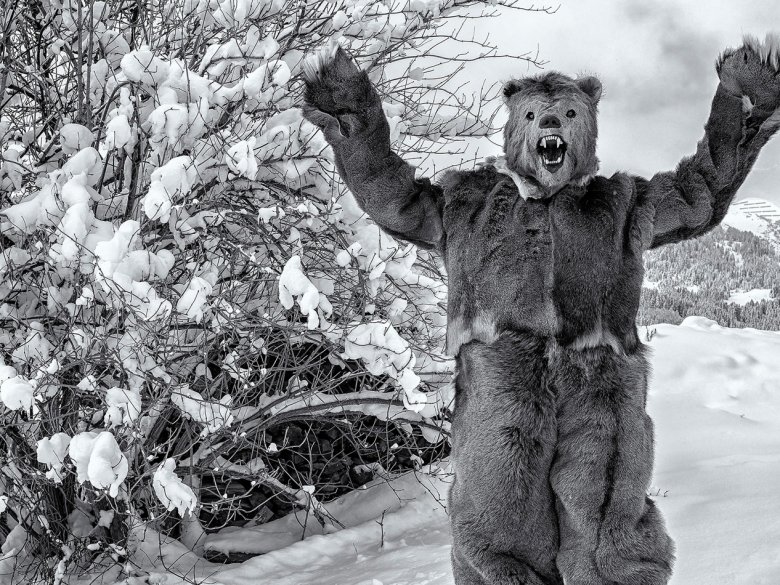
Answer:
[
  {"left": 443, "top": 0, "right": 780, "bottom": 203},
  {"left": 607, "top": 0, "right": 719, "bottom": 113}
]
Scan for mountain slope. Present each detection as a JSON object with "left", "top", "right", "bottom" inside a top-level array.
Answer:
[
  {"left": 639, "top": 199, "right": 780, "bottom": 330},
  {"left": 722, "top": 197, "right": 780, "bottom": 247}
]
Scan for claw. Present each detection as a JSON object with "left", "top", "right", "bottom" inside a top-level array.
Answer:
[
  {"left": 742, "top": 33, "right": 780, "bottom": 72},
  {"left": 302, "top": 40, "right": 341, "bottom": 84},
  {"left": 719, "top": 33, "right": 780, "bottom": 75}
]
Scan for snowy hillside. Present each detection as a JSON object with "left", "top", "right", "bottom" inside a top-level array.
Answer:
[
  {"left": 723, "top": 198, "right": 780, "bottom": 245},
  {"left": 129, "top": 318, "right": 780, "bottom": 585},
  {"left": 640, "top": 209, "right": 780, "bottom": 330}
]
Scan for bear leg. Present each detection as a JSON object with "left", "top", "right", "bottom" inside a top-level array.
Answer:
[
  {"left": 449, "top": 332, "right": 562, "bottom": 585},
  {"left": 549, "top": 345, "right": 675, "bottom": 585},
  {"left": 451, "top": 539, "right": 551, "bottom": 585}
]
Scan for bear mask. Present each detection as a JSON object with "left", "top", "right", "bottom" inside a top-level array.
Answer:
[{"left": 503, "top": 72, "right": 602, "bottom": 195}]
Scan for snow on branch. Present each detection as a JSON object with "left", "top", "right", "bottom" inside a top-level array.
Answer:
[{"left": 0, "top": 0, "right": 546, "bottom": 579}]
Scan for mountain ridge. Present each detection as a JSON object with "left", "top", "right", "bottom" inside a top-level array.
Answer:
[{"left": 639, "top": 198, "right": 780, "bottom": 331}]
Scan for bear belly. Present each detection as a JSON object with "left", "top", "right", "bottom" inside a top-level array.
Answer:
[
  {"left": 444, "top": 193, "right": 557, "bottom": 355},
  {"left": 550, "top": 180, "right": 643, "bottom": 352}
]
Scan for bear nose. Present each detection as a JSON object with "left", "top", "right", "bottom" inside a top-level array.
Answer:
[{"left": 538, "top": 114, "right": 561, "bottom": 129}]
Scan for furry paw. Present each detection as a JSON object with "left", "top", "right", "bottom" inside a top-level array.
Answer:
[
  {"left": 302, "top": 44, "right": 381, "bottom": 140},
  {"left": 717, "top": 33, "right": 780, "bottom": 109}
]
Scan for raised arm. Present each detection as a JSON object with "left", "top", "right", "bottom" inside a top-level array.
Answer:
[
  {"left": 638, "top": 35, "right": 780, "bottom": 249},
  {"left": 302, "top": 46, "right": 444, "bottom": 251}
]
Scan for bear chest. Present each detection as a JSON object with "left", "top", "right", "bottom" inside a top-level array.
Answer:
[{"left": 442, "top": 179, "right": 637, "bottom": 353}]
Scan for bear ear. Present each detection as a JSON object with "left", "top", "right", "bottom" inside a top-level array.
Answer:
[
  {"left": 502, "top": 78, "right": 533, "bottom": 102},
  {"left": 576, "top": 76, "right": 602, "bottom": 104}
]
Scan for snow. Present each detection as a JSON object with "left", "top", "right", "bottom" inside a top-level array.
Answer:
[
  {"left": 68, "top": 431, "right": 128, "bottom": 497},
  {"left": 727, "top": 288, "right": 775, "bottom": 306},
  {"left": 332, "top": 10, "right": 348, "bottom": 29},
  {"left": 170, "top": 384, "right": 234, "bottom": 436},
  {"left": 12, "top": 323, "right": 53, "bottom": 366},
  {"left": 0, "top": 371, "right": 34, "bottom": 412},
  {"left": 203, "top": 469, "right": 449, "bottom": 559},
  {"left": 130, "top": 318, "right": 780, "bottom": 585},
  {"left": 717, "top": 240, "right": 745, "bottom": 267},
  {"left": 153, "top": 458, "right": 198, "bottom": 517},
  {"left": 120, "top": 49, "right": 171, "bottom": 88},
  {"left": 104, "top": 114, "right": 133, "bottom": 151},
  {"left": 62, "top": 146, "right": 103, "bottom": 186},
  {"left": 258, "top": 205, "right": 285, "bottom": 223},
  {"left": 145, "top": 99, "right": 209, "bottom": 154},
  {"left": 93, "top": 220, "right": 175, "bottom": 320},
  {"left": 0, "top": 525, "right": 28, "bottom": 581},
  {"left": 226, "top": 138, "right": 259, "bottom": 179},
  {"left": 50, "top": 173, "right": 94, "bottom": 265},
  {"left": 211, "top": 0, "right": 283, "bottom": 29},
  {"left": 723, "top": 198, "right": 780, "bottom": 247},
  {"left": 104, "top": 386, "right": 142, "bottom": 428},
  {"left": 176, "top": 274, "right": 216, "bottom": 322},
  {"left": 59, "top": 124, "right": 94, "bottom": 154},
  {"left": 36, "top": 432, "right": 71, "bottom": 483},
  {"left": 278, "top": 255, "right": 326, "bottom": 329},
  {"left": 343, "top": 321, "right": 426, "bottom": 411}
]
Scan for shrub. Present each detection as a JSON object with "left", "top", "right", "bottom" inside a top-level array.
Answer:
[{"left": 0, "top": 0, "right": 546, "bottom": 581}]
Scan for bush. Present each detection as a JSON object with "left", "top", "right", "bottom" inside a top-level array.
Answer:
[{"left": 0, "top": 0, "right": 546, "bottom": 581}]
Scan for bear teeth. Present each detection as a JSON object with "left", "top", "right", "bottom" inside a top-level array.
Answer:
[{"left": 538, "top": 135, "right": 564, "bottom": 149}]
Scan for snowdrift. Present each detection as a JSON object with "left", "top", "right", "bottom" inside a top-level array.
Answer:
[{"left": 128, "top": 317, "right": 780, "bottom": 585}]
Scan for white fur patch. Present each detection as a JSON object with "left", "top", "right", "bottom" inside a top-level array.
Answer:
[
  {"left": 572, "top": 172, "right": 597, "bottom": 187},
  {"left": 569, "top": 317, "right": 624, "bottom": 355},
  {"left": 493, "top": 156, "right": 544, "bottom": 200},
  {"left": 742, "top": 95, "right": 755, "bottom": 114},
  {"left": 447, "top": 312, "right": 500, "bottom": 356},
  {"left": 760, "top": 105, "right": 780, "bottom": 133},
  {"left": 491, "top": 155, "right": 596, "bottom": 198}
]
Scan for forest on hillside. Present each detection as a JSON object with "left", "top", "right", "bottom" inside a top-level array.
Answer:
[{"left": 638, "top": 225, "right": 780, "bottom": 330}]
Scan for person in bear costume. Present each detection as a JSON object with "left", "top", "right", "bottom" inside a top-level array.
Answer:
[{"left": 302, "top": 35, "right": 780, "bottom": 585}]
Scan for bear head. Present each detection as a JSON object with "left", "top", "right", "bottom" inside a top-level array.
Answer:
[{"left": 502, "top": 72, "right": 602, "bottom": 193}]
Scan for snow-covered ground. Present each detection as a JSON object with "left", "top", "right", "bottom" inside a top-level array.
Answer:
[
  {"left": 727, "top": 288, "right": 776, "bottom": 306},
  {"left": 724, "top": 198, "right": 780, "bottom": 248},
  {"left": 132, "top": 317, "right": 780, "bottom": 585}
]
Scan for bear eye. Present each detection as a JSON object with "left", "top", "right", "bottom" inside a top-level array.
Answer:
[
  {"left": 526, "top": 112, "right": 535, "bottom": 120},
  {"left": 566, "top": 109, "right": 576, "bottom": 118}
]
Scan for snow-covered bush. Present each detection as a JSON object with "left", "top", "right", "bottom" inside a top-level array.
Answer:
[{"left": 0, "top": 0, "right": 544, "bottom": 581}]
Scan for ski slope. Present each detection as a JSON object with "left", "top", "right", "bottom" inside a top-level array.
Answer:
[
  {"left": 723, "top": 198, "right": 780, "bottom": 246},
  {"left": 130, "top": 317, "right": 780, "bottom": 585}
]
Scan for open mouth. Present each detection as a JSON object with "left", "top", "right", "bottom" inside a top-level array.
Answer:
[{"left": 537, "top": 135, "right": 567, "bottom": 172}]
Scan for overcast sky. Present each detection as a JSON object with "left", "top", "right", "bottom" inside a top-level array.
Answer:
[{"left": 451, "top": 0, "right": 780, "bottom": 204}]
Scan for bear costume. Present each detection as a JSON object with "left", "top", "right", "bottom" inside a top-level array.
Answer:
[{"left": 302, "top": 35, "right": 780, "bottom": 585}]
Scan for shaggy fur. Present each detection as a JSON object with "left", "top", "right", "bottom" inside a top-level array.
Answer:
[
  {"left": 450, "top": 332, "right": 560, "bottom": 585},
  {"left": 302, "top": 37, "right": 780, "bottom": 585},
  {"left": 302, "top": 46, "right": 445, "bottom": 251},
  {"left": 549, "top": 344, "right": 675, "bottom": 585}
]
